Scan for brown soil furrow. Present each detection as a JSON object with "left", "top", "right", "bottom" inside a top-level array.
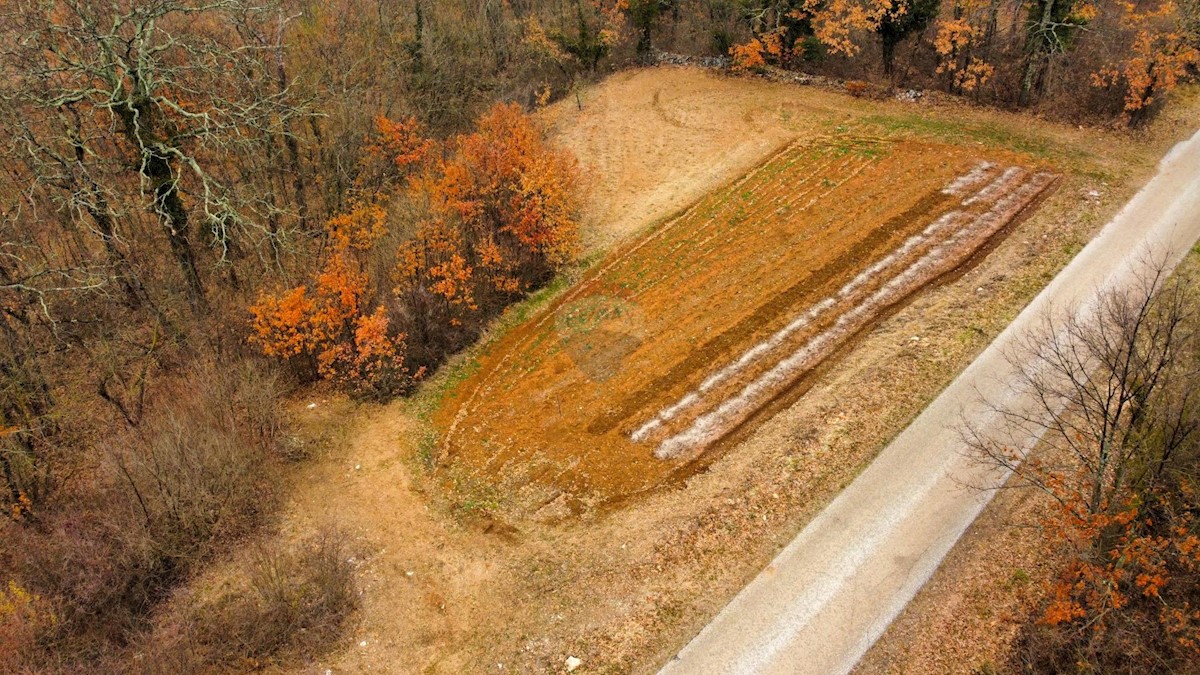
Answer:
[
  {"left": 628, "top": 152, "right": 859, "bottom": 295},
  {"left": 629, "top": 162, "right": 1036, "bottom": 446},
  {"left": 653, "top": 172, "right": 1057, "bottom": 460},
  {"left": 595, "top": 180, "right": 960, "bottom": 436},
  {"left": 437, "top": 138, "right": 1052, "bottom": 513},
  {"left": 441, "top": 140, "right": 816, "bottom": 425},
  {"left": 627, "top": 208, "right": 971, "bottom": 445}
]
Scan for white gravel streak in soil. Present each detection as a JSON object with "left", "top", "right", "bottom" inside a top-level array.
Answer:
[
  {"left": 941, "top": 161, "right": 996, "bottom": 196},
  {"left": 630, "top": 209, "right": 966, "bottom": 443},
  {"left": 651, "top": 173, "right": 1053, "bottom": 459}
]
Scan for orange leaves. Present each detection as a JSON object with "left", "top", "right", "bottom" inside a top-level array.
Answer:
[
  {"left": 249, "top": 209, "right": 415, "bottom": 398},
  {"left": 1094, "top": 28, "right": 1199, "bottom": 115},
  {"left": 326, "top": 202, "right": 388, "bottom": 252},
  {"left": 356, "top": 115, "right": 436, "bottom": 196},
  {"left": 730, "top": 38, "right": 770, "bottom": 71},
  {"left": 313, "top": 252, "right": 369, "bottom": 334},
  {"left": 250, "top": 102, "right": 579, "bottom": 398},
  {"left": 370, "top": 115, "right": 435, "bottom": 174},
  {"left": 804, "top": 0, "right": 886, "bottom": 57},
  {"left": 249, "top": 286, "right": 317, "bottom": 359},
  {"left": 315, "top": 306, "right": 421, "bottom": 398},
  {"left": 1091, "top": 0, "right": 1199, "bottom": 118},
  {"left": 395, "top": 219, "right": 479, "bottom": 313},
  {"left": 730, "top": 0, "right": 901, "bottom": 68},
  {"left": 932, "top": 12, "right": 995, "bottom": 92},
  {"left": 1034, "top": 488, "right": 1200, "bottom": 662},
  {"left": 424, "top": 102, "right": 581, "bottom": 292}
]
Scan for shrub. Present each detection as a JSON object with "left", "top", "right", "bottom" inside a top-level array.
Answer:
[
  {"left": 145, "top": 530, "right": 358, "bottom": 670},
  {"left": 0, "top": 358, "right": 288, "bottom": 665}
]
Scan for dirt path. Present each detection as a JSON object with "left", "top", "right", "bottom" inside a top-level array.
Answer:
[{"left": 657, "top": 128, "right": 1200, "bottom": 675}]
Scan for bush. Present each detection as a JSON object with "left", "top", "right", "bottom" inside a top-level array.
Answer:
[
  {"left": 145, "top": 530, "right": 358, "bottom": 670},
  {"left": 0, "top": 358, "right": 288, "bottom": 667}
]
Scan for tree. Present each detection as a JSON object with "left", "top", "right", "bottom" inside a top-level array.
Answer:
[
  {"left": 1092, "top": 1, "right": 1200, "bottom": 125},
  {"left": 932, "top": 0, "right": 997, "bottom": 94},
  {"left": 616, "top": 0, "right": 678, "bottom": 61},
  {"left": 543, "top": 0, "right": 618, "bottom": 73},
  {"left": 730, "top": 0, "right": 900, "bottom": 69},
  {"left": 969, "top": 267, "right": 1200, "bottom": 670},
  {"left": 250, "top": 203, "right": 420, "bottom": 399},
  {"left": 0, "top": 0, "right": 310, "bottom": 313},
  {"left": 424, "top": 102, "right": 581, "bottom": 301},
  {"left": 876, "top": 0, "right": 941, "bottom": 77},
  {"left": 1020, "top": 0, "right": 1096, "bottom": 105}
]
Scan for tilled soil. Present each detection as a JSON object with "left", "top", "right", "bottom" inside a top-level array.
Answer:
[{"left": 439, "top": 137, "right": 1054, "bottom": 517}]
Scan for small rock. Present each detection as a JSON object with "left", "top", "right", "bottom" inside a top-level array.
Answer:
[
  {"left": 909, "top": 336, "right": 921, "bottom": 342},
  {"left": 566, "top": 656, "right": 582, "bottom": 672},
  {"left": 307, "top": 402, "right": 318, "bottom": 410},
  {"left": 354, "top": 464, "right": 362, "bottom": 471}
]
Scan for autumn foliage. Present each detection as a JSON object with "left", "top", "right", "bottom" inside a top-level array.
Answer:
[
  {"left": 251, "top": 201, "right": 419, "bottom": 399},
  {"left": 1023, "top": 480, "right": 1200, "bottom": 669},
  {"left": 1093, "top": 1, "right": 1200, "bottom": 122},
  {"left": 420, "top": 103, "right": 580, "bottom": 295},
  {"left": 251, "top": 104, "right": 580, "bottom": 397},
  {"left": 724, "top": 0, "right": 1197, "bottom": 124},
  {"left": 972, "top": 274, "right": 1200, "bottom": 671}
]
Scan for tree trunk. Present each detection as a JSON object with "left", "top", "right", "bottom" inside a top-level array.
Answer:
[
  {"left": 638, "top": 24, "right": 654, "bottom": 62},
  {"left": 276, "top": 44, "right": 308, "bottom": 233},
  {"left": 1020, "top": 0, "right": 1057, "bottom": 106},
  {"left": 116, "top": 94, "right": 208, "bottom": 313},
  {"left": 982, "top": 0, "right": 1001, "bottom": 57},
  {"left": 148, "top": 152, "right": 208, "bottom": 313}
]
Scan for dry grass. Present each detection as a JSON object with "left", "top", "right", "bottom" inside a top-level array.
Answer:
[{"left": 139, "top": 529, "right": 358, "bottom": 672}]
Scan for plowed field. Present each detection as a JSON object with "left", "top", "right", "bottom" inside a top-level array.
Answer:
[{"left": 438, "top": 136, "right": 1055, "bottom": 514}]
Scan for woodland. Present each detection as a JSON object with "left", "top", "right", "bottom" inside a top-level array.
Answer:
[{"left": 1, "top": 0, "right": 1198, "bottom": 671}]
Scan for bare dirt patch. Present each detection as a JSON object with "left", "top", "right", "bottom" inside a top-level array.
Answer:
[
  {"left": 439, "top": 136, "right": 1054, "bottom": 516},
  {"left": 540, "top": 68, "right": 852, "bottom": 252}
]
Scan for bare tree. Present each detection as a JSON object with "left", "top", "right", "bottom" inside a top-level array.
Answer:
[
  {"left": 967, "top": 262, "right": 1200, "bottom": 524},
  {"left": 0, "top": 0, "right": 311, "bottom": 313}
]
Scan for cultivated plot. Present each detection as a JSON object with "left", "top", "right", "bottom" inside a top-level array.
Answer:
[{"left": 438, "top": 136, "right": 1056, "bottom": 515}]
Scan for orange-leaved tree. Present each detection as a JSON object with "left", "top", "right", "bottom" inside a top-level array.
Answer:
[
  {"left": 392, "top": 103, "right": 580, "bottom": 360},
  {"left": 932, "top": 1, "right": 996, "bottom": 93},
  {"left": 250, "top": 201, "right": 421, "bottom": 399},
  {"left": 970, "top": 270, "right": 1200, "bottom": 670},
  {"left": 253, "top": 104, "right": 579, "bottom": 394},
  {"left": 355, "top": 115, "right": 438, "bottom": 196},
  {"left": 1092, "top": 1, "right": 1200, "bottom": 125},
  {"left": 418, "top": 102, "right": 580, "bottom": 305},
  {"left": 729, "top": 0, "right": 896, "bottom": 71}
]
